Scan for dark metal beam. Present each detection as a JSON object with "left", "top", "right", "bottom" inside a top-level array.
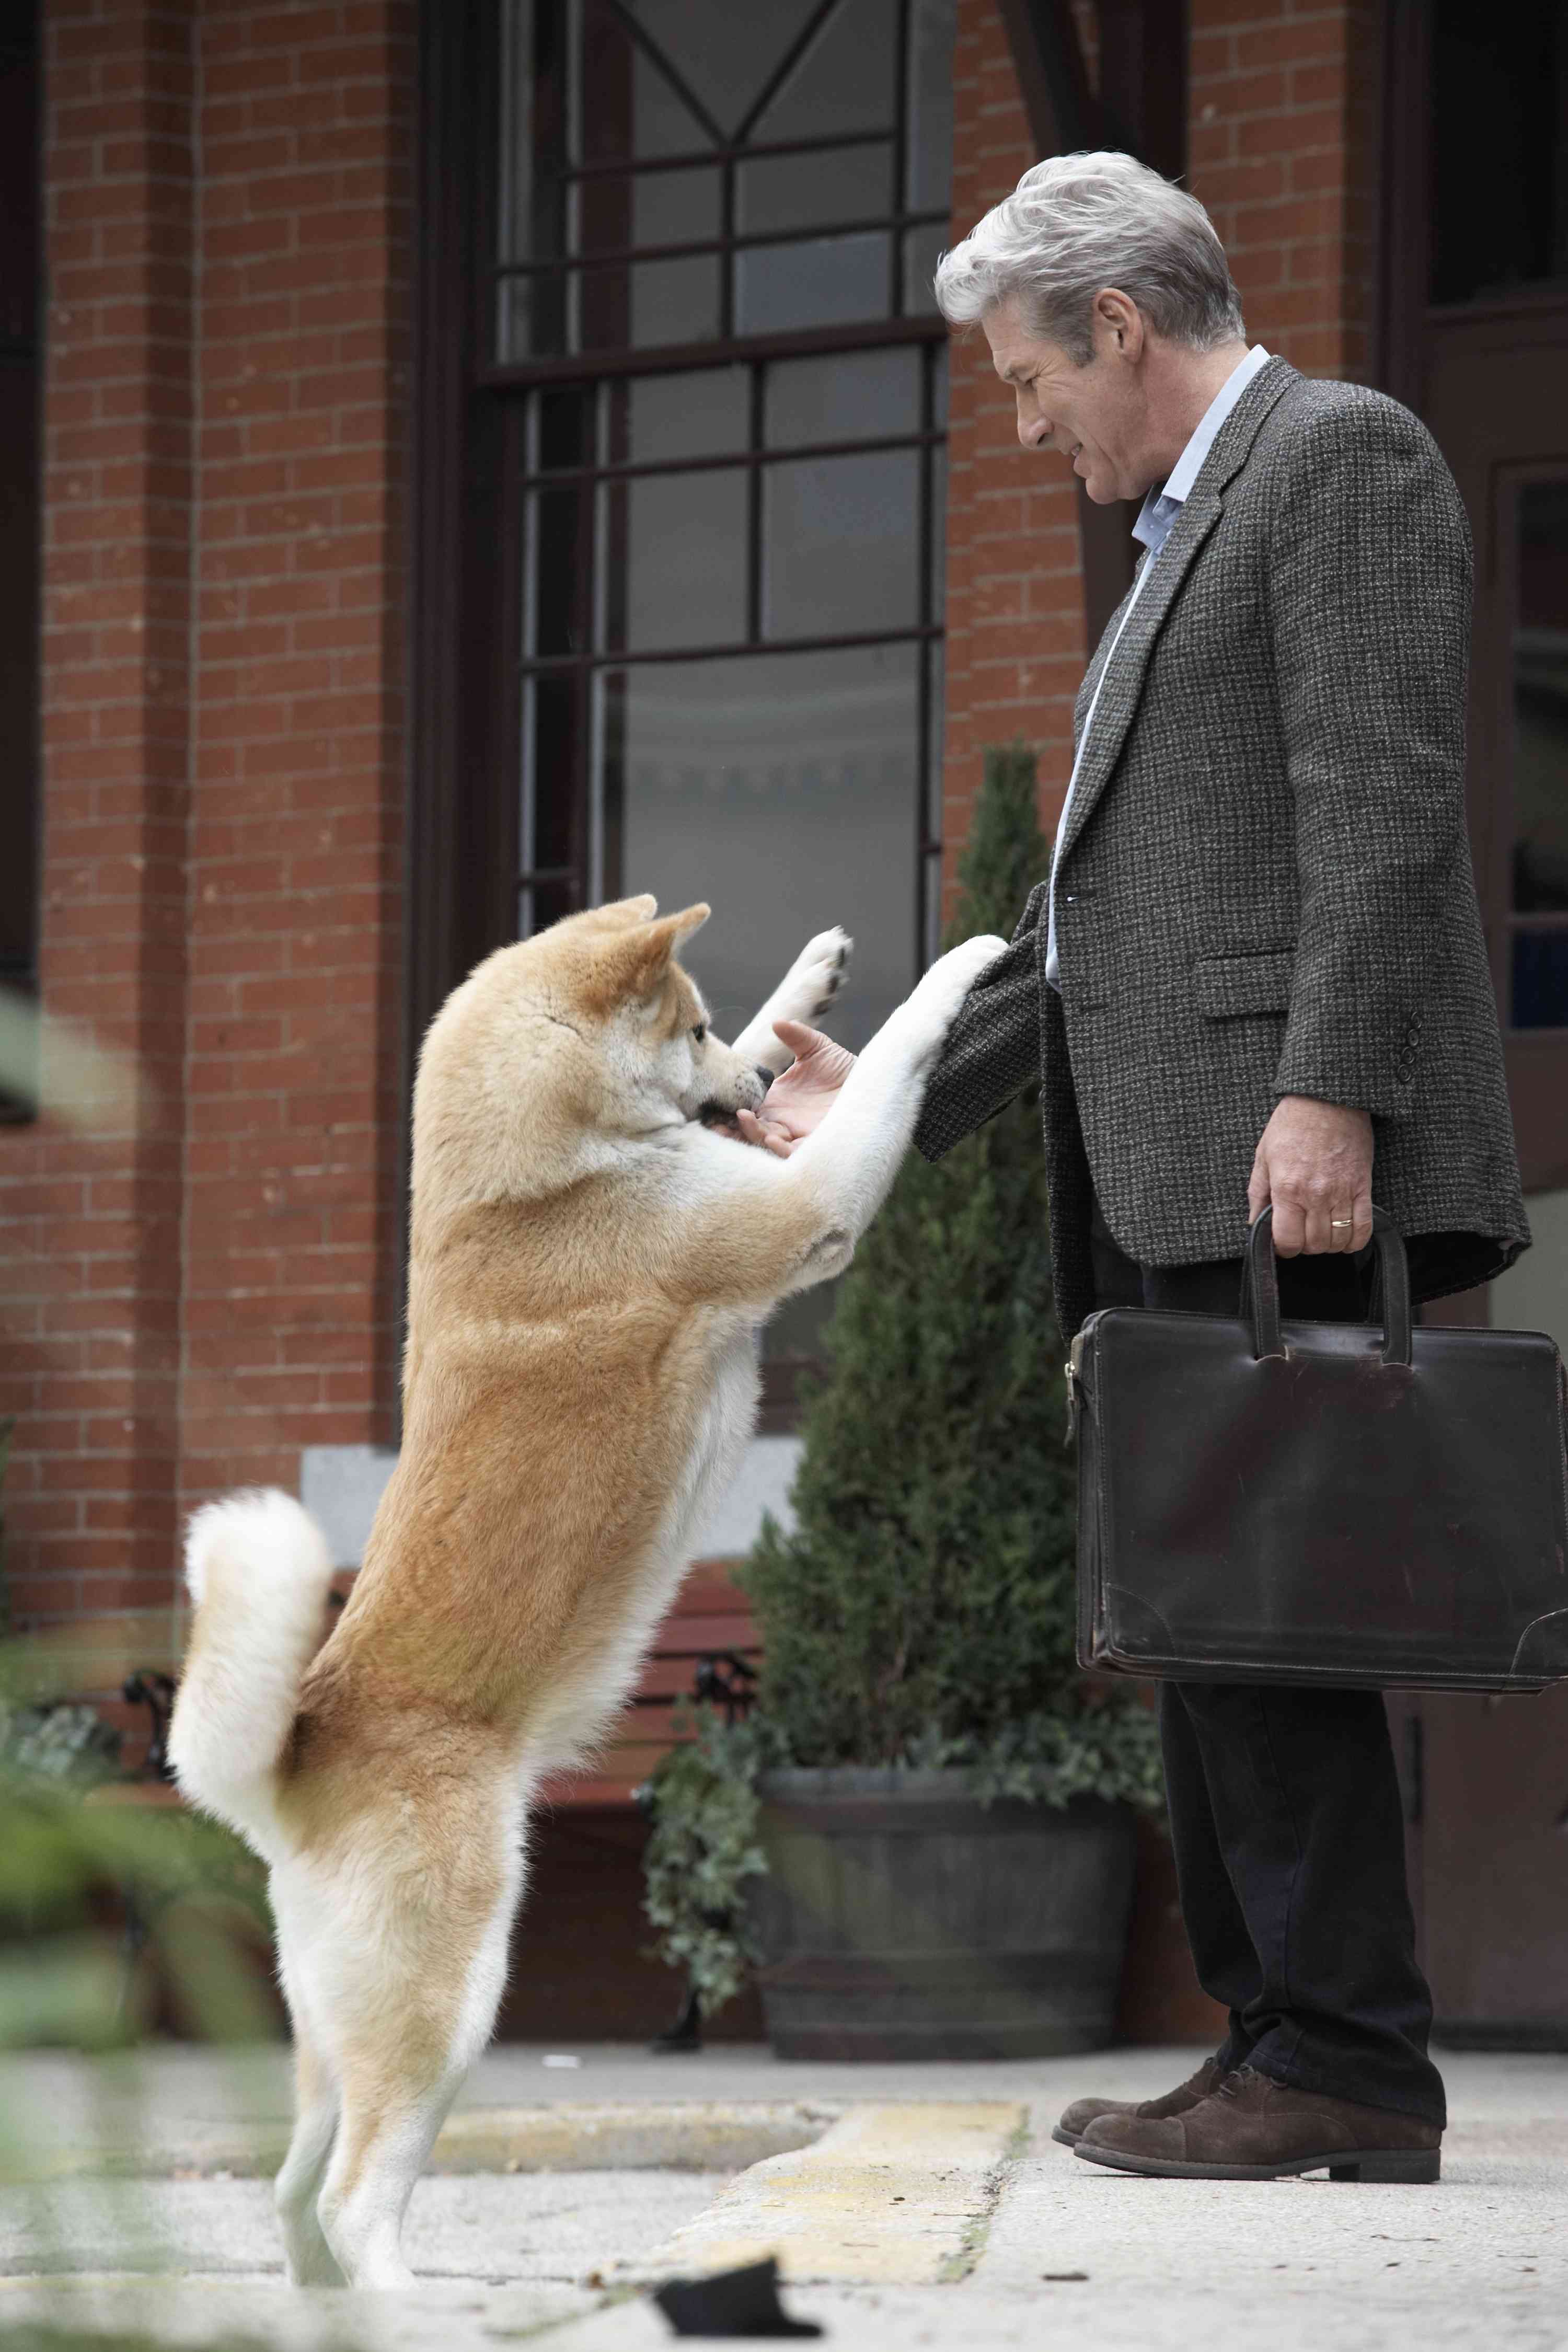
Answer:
[{"left": 995, "top": 0, "right": 1102, "bottom": 147}]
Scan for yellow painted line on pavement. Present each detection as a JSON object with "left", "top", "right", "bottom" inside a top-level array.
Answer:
[{"left": 622, "top": 2100, "right": 1028, "bottom": 2288}]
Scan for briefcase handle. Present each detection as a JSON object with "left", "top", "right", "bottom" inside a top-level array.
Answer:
[{"left": 1242, "top": 1202, "right": 1412, "bottom": 1367}]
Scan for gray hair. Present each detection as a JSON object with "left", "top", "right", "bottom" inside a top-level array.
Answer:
[{"left": 934, "top": 150, "right": 1245, "bottom": 363}]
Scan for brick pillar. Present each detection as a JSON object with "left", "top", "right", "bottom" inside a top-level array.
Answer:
[
  {"left": 1188, "top": 0, "right": 1381, "bottom": 382},
  {"left": 178, "top": 2, "right": 413, "bottom": 1511},
  {"left": 2, "top": 2, "right": 413, "bottom": 1657},
  {"left": 2, "top": 0, "right": 198, "bottom": 1637},
  {"left": 940, "top": 0, "right": 1089, "bottom": 910}
]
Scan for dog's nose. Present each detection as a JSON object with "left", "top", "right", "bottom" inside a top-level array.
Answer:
[{"left": 753, "top": 1065, "right": 773, "bottom": 1093}]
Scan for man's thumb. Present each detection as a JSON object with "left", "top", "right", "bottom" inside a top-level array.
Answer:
[{"left": 773, "top": 1019, "right": 824, "bottom": 1054}]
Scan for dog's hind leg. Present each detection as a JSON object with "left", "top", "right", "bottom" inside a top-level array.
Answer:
[
  {"left": 317, "top": 2050, "right": 468, "bottom": 2289},
  {"left": 273, "top": 2022, "right": 344, "bottom": 2287},
  {"left": 315, "top": 1824, "right": 522, "bottom": 2288}
]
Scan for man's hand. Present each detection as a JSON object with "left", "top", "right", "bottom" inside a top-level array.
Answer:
[
  {"left": 1248, "top": 1093, "right": 1374, "bottom": 1255},
  {"left": 734, "top": 1020, "right": 856, "bottom": 1159}
]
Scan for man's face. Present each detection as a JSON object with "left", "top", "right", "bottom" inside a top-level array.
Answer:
[{"left": 983, "top": 292, "right": 1150, "bottom": 504}]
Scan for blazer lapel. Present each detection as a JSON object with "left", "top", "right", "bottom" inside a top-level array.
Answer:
[
  {"left": 1055, "top": 356, "right": 1300, "bottom": 873},
  {"left": 1073, "top": 566, "right": 1145, "bottom": 750}
]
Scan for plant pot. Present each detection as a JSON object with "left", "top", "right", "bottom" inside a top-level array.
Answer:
[{"left": 746, "top": 1766, "right": 1137, "bottom": 2061}]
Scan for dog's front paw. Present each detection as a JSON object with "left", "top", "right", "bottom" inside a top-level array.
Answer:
[
  {"left": 915, "top": 932, "right": 1008, "bottom": 1023},
  {"left": 777, "top": 926, "right": 852, "bottom": 1025}
]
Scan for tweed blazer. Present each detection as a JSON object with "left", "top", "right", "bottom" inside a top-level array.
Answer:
[{"left": 914, "top": 355, "right": 1529, "bottom": 1341}]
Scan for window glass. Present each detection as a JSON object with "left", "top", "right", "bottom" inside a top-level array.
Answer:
[
  {"left": 906, "top": 0, "right": 955, "bottom": 210},
  {"left": 625, "top": 253, "right": 721, "bottom": 346},
  {"left": 737, "top": 143, "right": 893, "bottom": 236},
  {"left": 766, "top": 347, "right": 921, "bottom": 446},
  {"left": 518, "top": 674, "right": 585, "bottom": 939},
  {"left": 735, "top": 232, "right": 890, "bottom": 336},
  {"left": 1511, "top": 478, "right": 1568, "bottom": 1028},
  {"left": 497, "top": 0, "right": 956, "bottom": 354},
  {"left": 612, "top": 166, "right": 722, "bottom": 252},
  {"left": 609, "top": 643, "right": 921, "bottom": 1054},
  {"left": 525, "top": 486, "right": 590, "bottom": 657},
  {"left": 603, "top": 469, "right": 750, "bottom": 652},
  {"left": 609, "top": 641, "right": 919, "bottom": 1371},
  {"left": 498, "top": 0, "right": 548, "bottom": 251},
  {"left": 556, "top": 255, "right": 721, "bottom": 351},
  {"left": 928, "top": 440, "right": 947, "bottom": 621},
  {"left": 902, "top": 221, "right": 946, "bottom": 315},
  {"left": 578, "top": 21, "right": 710, "bottom": 163},
  {"left": 751, "top": 0, "right": 900, "bottom": 142},
  {"left": 1431, "top": 5, "right": 1568, "bottom": 304},
  {"left": 622, "top": 0, "right": 825, "bottom": 141},
  {"left": 615, "top": 368, "right": 750, "bottom": 464},
  {"left": 764, "top": 450, "right": 921, "bottom": 639},
  {"left": 536, "top": 385, "right": 594, "bottom": 468}
]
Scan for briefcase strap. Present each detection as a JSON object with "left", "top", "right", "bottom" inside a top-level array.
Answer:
[{"left": 1240, "top": 1202, "right": 1412, "bottom": 1365}]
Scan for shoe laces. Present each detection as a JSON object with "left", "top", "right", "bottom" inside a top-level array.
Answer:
[{"left": 1214, "top": 2065, "right": 1264, "bottom": 2103}]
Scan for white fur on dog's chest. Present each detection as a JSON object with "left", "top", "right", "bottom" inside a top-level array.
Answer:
[{"left": 672, "top": 1312, "right": 765, "bottom": 1555}]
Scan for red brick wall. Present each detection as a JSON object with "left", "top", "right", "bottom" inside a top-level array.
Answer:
[
  {"left": 5, "top": 1, "right": 198, "bottom": 1638},
  {"left": 939, "top": 0, "right": 1377, "bottom": 877},
  {"left": 180, "top": 1, "right": 412, "bottom": 1513},
  {"left": 941, "top": 0, "right": 1086, "bottom": 893},
  {"left": 1, "top": 1, "right": 412, "bottom": 1668},
  {"left": 1188, "top": 0, "right": 1380, "bottom": 382}
]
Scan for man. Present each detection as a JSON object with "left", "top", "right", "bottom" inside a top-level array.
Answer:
[{"left": 740, "top": 151, "right": 1529, "bottom": 2182}]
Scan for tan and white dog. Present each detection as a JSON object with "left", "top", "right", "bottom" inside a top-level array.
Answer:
[{"left": 168, "top": 894, "right": 1004, "bottom": 2289}]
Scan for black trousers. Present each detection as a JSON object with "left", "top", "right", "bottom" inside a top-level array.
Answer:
[{"left": 1089, "top": 1194, "right": 1446, "bottom": 2127}]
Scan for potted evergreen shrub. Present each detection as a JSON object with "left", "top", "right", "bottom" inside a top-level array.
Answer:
[{"left": 640, "top": 746, "right": 1163, "bottom": 2058}]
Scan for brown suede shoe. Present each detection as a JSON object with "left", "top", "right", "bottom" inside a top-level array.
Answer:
[
  {"left": 1052, "top": 2055, "right": 1227, "bottom": 2150},
  {"left": 1075, "top": 2065, "right": 1442, "bottom": 2181}
]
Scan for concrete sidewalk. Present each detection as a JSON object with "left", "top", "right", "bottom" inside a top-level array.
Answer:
[{"left": 3, "top": 2042, "right": 1565, "bottom": 2349}]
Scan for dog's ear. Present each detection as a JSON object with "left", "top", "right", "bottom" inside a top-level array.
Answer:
[
  {"left": 587, "top": 903, "right": 709, "bottom": 1009},
  {"left": 590, "top": 893, "right": 659, "bottom": 931}
]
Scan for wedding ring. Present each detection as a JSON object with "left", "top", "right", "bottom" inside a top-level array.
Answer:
[{"left": 1330, "top": 1218, "right": 1353, "bottom": 1229}]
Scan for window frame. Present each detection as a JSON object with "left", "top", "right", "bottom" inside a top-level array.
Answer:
[{"left": 410, "top": 0, "right": 954, "bottom": 1423}]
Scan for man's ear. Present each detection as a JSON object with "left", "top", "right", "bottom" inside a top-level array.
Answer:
[{"left": 586, "top": 902, "right": 710, "bottom": 1010}]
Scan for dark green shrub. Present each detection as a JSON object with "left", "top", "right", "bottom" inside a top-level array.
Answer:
[{"left": 641, "top": 747, "right": 1161, "bottom": 2013}]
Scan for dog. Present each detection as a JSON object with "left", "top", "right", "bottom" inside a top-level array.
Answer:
[{"left": 169, "top": 895, "right": 1004, "bottom": 2287}]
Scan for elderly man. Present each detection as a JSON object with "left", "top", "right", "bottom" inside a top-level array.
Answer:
[{"left": 743, "top": 151, "right": 1529, "bottom": 2182}]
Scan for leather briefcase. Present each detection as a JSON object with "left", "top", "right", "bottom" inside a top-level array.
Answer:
[{"left": 1071, "top": 1205, "right": 1568, "bottom": 1692}]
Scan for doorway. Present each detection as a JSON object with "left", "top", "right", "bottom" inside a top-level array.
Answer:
[{"left": 1382, "top": 1, "right": 1568, "bottom": 2043}]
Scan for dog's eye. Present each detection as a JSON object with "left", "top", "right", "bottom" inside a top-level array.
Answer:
[{"left": 691, "top": 1023, "right": 707, "bottom": 1045}]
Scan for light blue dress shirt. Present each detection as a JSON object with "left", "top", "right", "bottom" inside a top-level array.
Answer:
[{"left": 1044, "top": 343, "right": 1273, "bottom": 988}]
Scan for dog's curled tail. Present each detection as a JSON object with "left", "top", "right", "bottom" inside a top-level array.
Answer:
[{"left": 168, "top": 1489, "right": 334, "bottom": 1857}]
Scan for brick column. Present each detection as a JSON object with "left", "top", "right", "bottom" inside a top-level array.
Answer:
[
  {"left": 178, "top": 2, "right": 414, "bottom": 1511},
  {"left": 0, "top": 0, "right": 198, "bottom": 1636},
  {"left": 2, "top": 1, "right": 413, "bottom": 1656},
  {"left": 1188, "top": 0, "right": 1381, "bottom": 382},
  {"left": 939, "top": 0, "right": 1088, "bottom": 910}
]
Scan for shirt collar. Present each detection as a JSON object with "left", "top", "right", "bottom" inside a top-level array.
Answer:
[{"left": 1132, "top": 343, "right": 1272, "bottom": 550}]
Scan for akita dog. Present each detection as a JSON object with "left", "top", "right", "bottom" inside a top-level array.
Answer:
[{"left": 169, "top": 895, "right": 1004, "bottom": 2289}]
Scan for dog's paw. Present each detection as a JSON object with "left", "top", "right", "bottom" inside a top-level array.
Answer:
[
  {"left": 915, "top": 932, "right": 1008, "bottom": 1022},
  {"left": 776, "top": 926, "right": 852, "bottom": 1025}
]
